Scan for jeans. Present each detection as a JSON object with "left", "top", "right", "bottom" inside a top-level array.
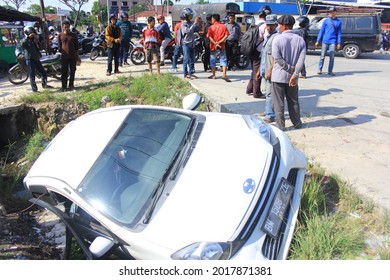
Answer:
[
  {"left": 261, "top": 77, "right": 275, "bottom": 119},
  {"left": 318, "top": 43, "right": 336, "bottom": 73},
  {"left": 26, "top": 59, "right": 47, "bottom": 92},
  {"left": 182, "top": 44, "right": 195, "bottom": 76},
  {"left": 172, "top": 44, "right": 182, "bottom": 70},
  {"left": 119, "top": 40, "right": 130, "bottom": 64}
]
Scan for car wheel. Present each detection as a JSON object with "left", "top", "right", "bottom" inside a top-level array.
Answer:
[{"left": 343, "top": 44, "right": 360, "bottom": 59}]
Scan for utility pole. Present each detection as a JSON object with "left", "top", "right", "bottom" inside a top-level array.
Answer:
[{"left": 39, "top": 0, "right": 51, "bottom": 54}]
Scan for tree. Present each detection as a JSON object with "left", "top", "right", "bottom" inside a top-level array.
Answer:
[
  {"left": 26, "top": 4, "right": 57, "bottom": 14},
  {"left": 195, "top": 0, "right": 209, "bottom": 4},
  {"left": 91, "top": 1, "right": 107, "bottom": 29},
  {"left": 1, "top": 0, "right": 26, "bottom": 11},
  {"left": 59, "top": 0, "right": 89, "bottom": 27},
  {"left": 296, "top": 0, "right": 315, "bottom": 16}
]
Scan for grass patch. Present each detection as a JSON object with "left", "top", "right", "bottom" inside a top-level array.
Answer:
[{"left": 290, "top": 162, "right": 389, "bottom": 259}]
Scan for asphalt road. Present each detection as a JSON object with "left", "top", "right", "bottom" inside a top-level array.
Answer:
[
  {"left": 187, "top": 51, "right": 390, "bottom": 210},
  {"left": 1, "top": 50, "right": 389, "bottom": 210}
]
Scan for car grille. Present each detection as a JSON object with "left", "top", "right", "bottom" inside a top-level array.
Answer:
[
  {"left": 230, "top": 152, "right": 280, "bottom": 257},
  {"left": 261, "top": 168, "right": 299, "bottom": 260},
  {"left": 230, "top": 161, "right": 300, "bottom": 260}
]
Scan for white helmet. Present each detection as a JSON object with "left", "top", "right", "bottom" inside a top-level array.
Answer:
[{"left": 49, "top": 26, "right": 55, "bottom": 32}]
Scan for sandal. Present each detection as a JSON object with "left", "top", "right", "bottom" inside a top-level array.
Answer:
[
  {"left": 208, "top": 75, "right": 216, "bottom": 79},
  {"left": 222, "top": 77, "right": 231, "bottom": 82}
]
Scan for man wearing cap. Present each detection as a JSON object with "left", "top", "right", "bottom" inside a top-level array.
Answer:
[
  {"left": 271, "top": 15, "right": 306, "bottom": 131},
  {"left": 256, "top": 14, "right": 279, "bottom": 123},
  {"left": 156, "top": 15, "right": 173, "bottom": 66},
  {"left": 315, "top": 6, "right": 342, "bottom": 76}
]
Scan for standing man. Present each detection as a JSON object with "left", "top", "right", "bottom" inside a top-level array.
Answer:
[
  {"left": 171, "top": 15, "right": 185, "bottom": 73},
  {"left": 117, "top": 11, "right": 133, "bottom": 67},
  {"left": 207, "top": 13, "right": 231, "bottom": 82},
  {"left": 271, "top": 15, "right": 306, "bottom": 131},
  {"left": 58, "top": 20, "right": 79, "bottom": 91},
  {"left": 155, "top": 14, "right": 173, "bottom": 66},
  {"left": 21, "top": 26, "right": 48, "bottom": 92},
  {"left": 256, "top": 14, "right": 279, "bottom": 123},
  {"left": 225, "top": 14, "right": 241, "bottom": 71},
  {"left": 202, "top": 14, "right": 212, "bottom": 72},
  {"left": 246, "top": 5, "right": 271, "bottom": 98},
  {"left": 315, "top": 6, "right": 342, "bottom": 76},
  {"left": 180, "top": 8, "right": 201, "bottom": 80},
  {"left": 105, "top": 14, "right": 122, "bottom": 76}
]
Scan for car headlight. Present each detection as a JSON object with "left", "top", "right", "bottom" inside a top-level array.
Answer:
[
  {"left": 171, "top": 242, "right": 232, "bottom": 260},
  {"left": 243, "top": 115, "right": 279, "bottom": 146}
]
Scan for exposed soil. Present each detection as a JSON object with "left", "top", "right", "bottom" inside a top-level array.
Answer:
[{"left": 0, "top": 101, "right": 88, "bottom": 260}]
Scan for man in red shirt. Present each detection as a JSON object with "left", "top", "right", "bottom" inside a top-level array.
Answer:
[{"left": 207, "top": 14, "right": 231, "bottom": 82}]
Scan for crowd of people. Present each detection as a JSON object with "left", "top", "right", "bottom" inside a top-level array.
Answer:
[{"left": 18, "top": 5, "right": 344, "bottom": 132}]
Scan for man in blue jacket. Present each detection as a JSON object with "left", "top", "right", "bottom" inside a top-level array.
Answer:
[
  {"left": 117, "top": 11, "right": 133, "bottom": 66},
  {"left": 315, "top": 6, "right": 342, "bottom": 76}
]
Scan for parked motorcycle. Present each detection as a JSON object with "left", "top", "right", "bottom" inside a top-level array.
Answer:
[
  {"left": 200, "top": 40, "right": 249, "bottom": 70},
  {"left": 90, "top": 32, "right": 107, "bottom": 61},
  {"left": 78, "top": 34, "right": 96, "bottom": 55},
  {"left": 8, "top": 51, "right": 62, "bottom": 85},
  {"left": 129, "top": 38, "right": 183, "bottom": 65}
]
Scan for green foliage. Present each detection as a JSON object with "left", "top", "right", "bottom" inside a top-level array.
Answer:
[
  {"left": 24, "top": 130, "right": 46, "bottom": 163},
  {"left": 290, "top": 213, "right": 365, "bottom": 259}
]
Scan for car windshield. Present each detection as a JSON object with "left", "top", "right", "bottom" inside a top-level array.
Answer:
[{"left": 76, "top": 108, "right": 193, "bottom": 228}]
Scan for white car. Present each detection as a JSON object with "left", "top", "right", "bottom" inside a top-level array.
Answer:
[{"left": 24, "top": 104, "right": 307, "bottom": 260}]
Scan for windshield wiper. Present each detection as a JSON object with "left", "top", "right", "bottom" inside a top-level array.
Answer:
[{"left": 143, "top": 119, "right": 196, "bottom": 224}]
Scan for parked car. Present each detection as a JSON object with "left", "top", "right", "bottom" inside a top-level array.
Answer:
[
  {"left": 131, "top": 22, "right": 147, "bottom": 38},
  {"left": 306, "top": 12, "right": 382, "bottom": 58},
  {"left": 23, "top": 102, "right": 307, "bottom": 260}
]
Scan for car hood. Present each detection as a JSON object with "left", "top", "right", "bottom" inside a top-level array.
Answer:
[{"left": 142, "top": 114, "right": 274, "bottom": 253}]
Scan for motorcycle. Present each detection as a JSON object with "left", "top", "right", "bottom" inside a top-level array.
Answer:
[
  {"left": 78, "top": 34, "right": 96, "bottom": 55},
  {"left": 129, "top": 38, "right": 183, "bottom": 65},
  {"left": 8, "top": 50, "right": 62, "bottom": 85},
  {"left": 200, "top": 40, "right": 249, "bottom": 70},
  {"left": 89, "top": 32, "right": 107, "bottom": 61}
]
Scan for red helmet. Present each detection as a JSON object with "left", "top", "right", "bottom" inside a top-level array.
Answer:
[{"left": 157, "top": 15, "right": 164, "bottom": 20}]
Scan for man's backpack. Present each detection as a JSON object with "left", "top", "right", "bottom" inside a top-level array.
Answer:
[{"left": 240, "top": 23, "right": 263, "bottom": 56}]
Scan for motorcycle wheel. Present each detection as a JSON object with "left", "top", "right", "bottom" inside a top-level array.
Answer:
[
  {"left": 235, "top": 54, "right": 250, "bottom": 70},
  {"left": 130, "top": 49, "right": 145, "bottom": 65},
  {"left": 90, "top": 49, "right": 99, "bottom": 61},
  {"left": 8, "top": 65, "right": 29, "bottom": 85}
]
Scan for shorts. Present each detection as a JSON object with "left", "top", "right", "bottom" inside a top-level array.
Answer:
[
  {"left": 210, "top": 49, "right": 227, "bottom": 67},
  {"left": 146, "top": 48, "right": 160, "bottom": 63}
]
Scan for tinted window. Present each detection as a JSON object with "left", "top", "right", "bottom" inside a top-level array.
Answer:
[
  {"left": 76, "top": 108, "right": 192, "bottom": 228},
  {"left": 354, "top": 17, "right": 373, "bottom": 31}
]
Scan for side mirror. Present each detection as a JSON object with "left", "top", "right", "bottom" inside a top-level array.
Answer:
[
  {"left": 182, "top": 93, "right": 202, "bottom": 111},
  {"left": 89, "top": 236, "right": 115, "bottom": 258}
]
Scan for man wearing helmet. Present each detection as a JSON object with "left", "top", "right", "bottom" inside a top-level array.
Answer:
[
  {"left": 117, "top": 11, "right": 133, "bottom": 66},
  {"left": 20, "top": 26, "right": 48, "bottom": 92},
  {"left": 155, "top": 14, "right": 173, "bottom": 66},
  {"left": 105, "top": 14, "right": 122, "bottom": 76},
  {"left": 180, "top": 8, "right": 201, "bottom": 79}
]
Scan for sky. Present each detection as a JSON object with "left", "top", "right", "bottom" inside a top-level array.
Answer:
[{"left": 19, "top": 0, "right": 227, "bottom": 13}]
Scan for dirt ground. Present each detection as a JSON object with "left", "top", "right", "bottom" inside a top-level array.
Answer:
[{"left": 0, "top": 54, "right": 150, "bottom": 109}]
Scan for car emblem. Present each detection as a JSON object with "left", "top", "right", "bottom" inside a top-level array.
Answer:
[{"left": 243, "top": 179, "right": 256, "bottom": 194}]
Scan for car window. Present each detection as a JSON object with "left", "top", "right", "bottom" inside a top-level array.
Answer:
[
  {"left": 354, "top": 17, "right": 373, "bottom": 31},
  {"left": 76, "top": 109, "right": 192, "bottom": 228}
]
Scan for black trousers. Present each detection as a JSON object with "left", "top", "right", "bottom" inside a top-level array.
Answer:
[
  {"left": 225, "top": 40, "right": 239, "bottom": 69},
  {"left": 272, "top": 82, "right": 302, "bottom": 129},
  {"left": 107, "top": 46, "right": 120, "bottom": 73},
  {"left": 61, "top": 58, "right": 76, "bottom": 89}
]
